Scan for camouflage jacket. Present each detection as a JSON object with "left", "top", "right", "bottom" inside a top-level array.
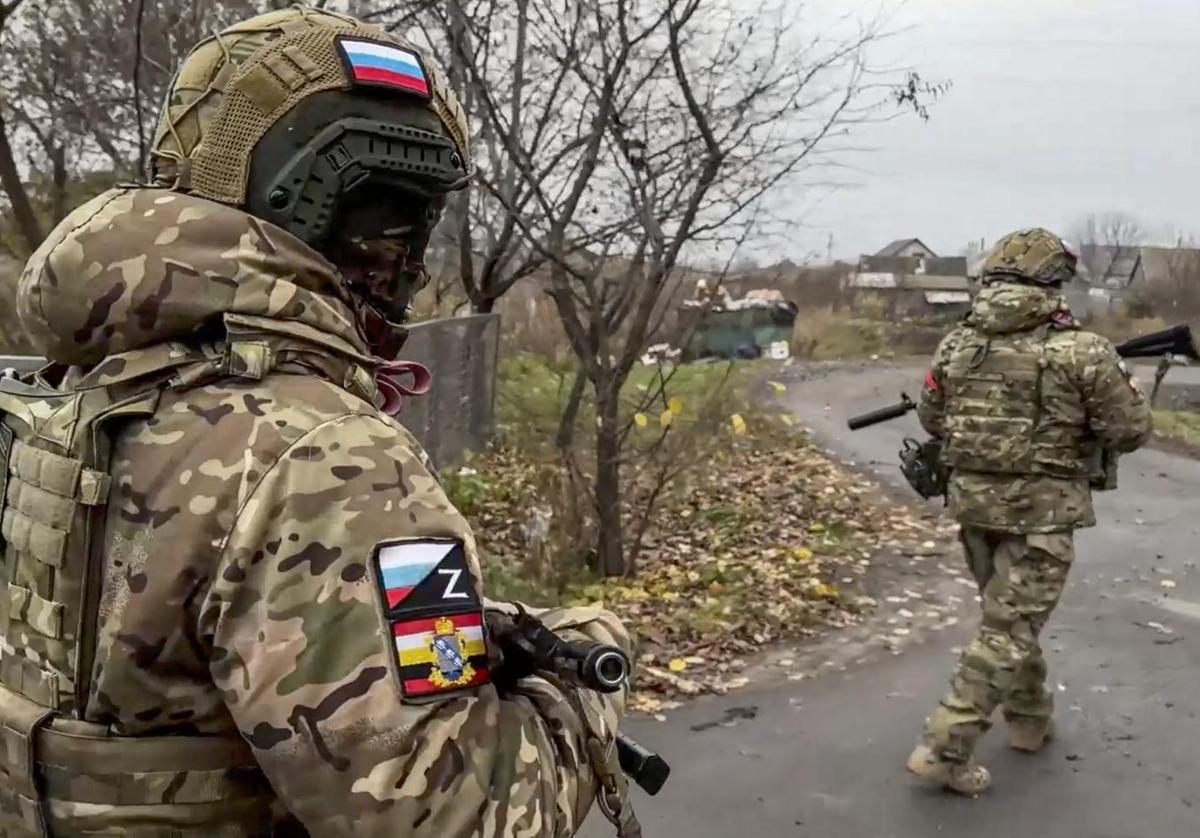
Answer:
[
  {"left": 15, "top": 187, "right": 630, "bottom": 836},
  {"left": 918, "top": 283, "right": 1152, "bottom": 533}
]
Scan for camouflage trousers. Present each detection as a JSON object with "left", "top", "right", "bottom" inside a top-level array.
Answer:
[{"left": 923, "top": 527, "right": 1075, "bottom": 762}]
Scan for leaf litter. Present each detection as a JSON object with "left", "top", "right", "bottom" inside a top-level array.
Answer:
[{"left": 466, "top": 431, "right": 957, "bottom": 712}]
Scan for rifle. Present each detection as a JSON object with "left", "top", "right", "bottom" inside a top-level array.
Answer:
[
  {"left": 1114, "top": 324, "right": 1200, "bottom": 404},
  {"left": 488, "top": 608, "right": 671, "bottom": 797},
  {"left": 846, "top": 323, "right": 1200, "bottom": 431}
]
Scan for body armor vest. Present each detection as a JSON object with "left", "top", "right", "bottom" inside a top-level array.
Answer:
[
  {"left": 0, "top": 327, "right": 376, "bottom": 836},
  {"left": 941, "top": 325, "right": 1096, "bottom": 479}
]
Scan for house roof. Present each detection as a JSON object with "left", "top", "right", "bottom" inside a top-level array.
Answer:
[
  {"left": 874, "top": 238, "right": 935, "bottom": 257},
  {"left": 1078, "top": 244, "right": 1200, "bottom": 289},
  {"left": 1078, "top": 245, "right": 1141, "bottom": 288},
  {"left": 1137, "top": 246, "right": 1200, "bottom": 286}
]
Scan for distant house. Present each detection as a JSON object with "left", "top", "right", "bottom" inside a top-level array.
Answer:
[
  {"left": 1067, "top": 244, "right": 1200, "bottom": 315},
  {"left": 847, "top": 242, "right": 971, "bottom": 319},
  {"left": 1078, "top": 245, "right": 1142, "bottom": 290},
  {"left": 874, "top": 238, "right": 937, "bottom": 259}
]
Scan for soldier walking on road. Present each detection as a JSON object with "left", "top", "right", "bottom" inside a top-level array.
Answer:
[{"left": 905, "top": 228, "right": 1153, "bottom": 794}]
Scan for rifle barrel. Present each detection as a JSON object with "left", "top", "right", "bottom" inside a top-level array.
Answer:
[{"left": 847, "top": 397, "right": 915, "bottom": 430}]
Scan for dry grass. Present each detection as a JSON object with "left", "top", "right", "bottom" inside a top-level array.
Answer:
[
  {"left": 791, "top": 305, "right": 945, "bottom": 360},
  {"left": 1154, "top": 410, "right": 1200, "bottom": 450},
  {"left": 1079, "top": 312, "right": 1169, "bottom": 343}
]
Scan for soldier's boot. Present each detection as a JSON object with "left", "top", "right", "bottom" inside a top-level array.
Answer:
[
  {"left": 905, "top": 744, "right": 992, "bottom": 796},
  {"left": 1008, "top": 717, "right": 1055, "bottom": 754}
]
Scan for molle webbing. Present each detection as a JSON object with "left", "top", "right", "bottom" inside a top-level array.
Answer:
[
  {"left": 0, "top": 683, "right": 271, "bottom": 837},
  {"left": 941, "top": 327, "right": 1093, "bottom": 478},
  {"left": 0, "top": 339, "right": 374, "bottom": 835},
  {"left": 0, "top": 372, "right": 135, "bottom": 715}
]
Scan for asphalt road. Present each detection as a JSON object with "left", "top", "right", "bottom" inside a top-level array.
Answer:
[{"left": 581, "top": 361, "right": 1200, "bottom": 838}]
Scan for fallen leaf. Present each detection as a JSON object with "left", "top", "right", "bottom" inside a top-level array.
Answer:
[
  {"left": 768, "top": 381, "right": 787, "bottom": 393},
  {"left": 668, "top": 658, "right": 687, "bottom": 672},
  {"left": 730, "top": 414, "right": 747, "bottom": 435}
]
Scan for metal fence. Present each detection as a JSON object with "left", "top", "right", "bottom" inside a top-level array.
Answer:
[
  {"left": 397, "top": 313, "right": 501, "bottom": 469},
  {"left": 0, "top": 312, "right": 501, "bottom": 470}
]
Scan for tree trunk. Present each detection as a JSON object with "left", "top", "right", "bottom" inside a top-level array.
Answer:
[
  {"left": 593, "top": 378, "right": 626, "bottom": 577},
  {"left": 555, "top": 368, "right": 587, "bottom": 450},
  {"left": 0, "top": 112, "right": 43, "bottom": 253},
  {"left": 50, "top": 144, "right": 67, "bottom": 224}
]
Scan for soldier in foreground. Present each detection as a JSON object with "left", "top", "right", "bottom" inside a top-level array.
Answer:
[
  {"left": 905, "top": 228, "right": 1153, "bottom": 794},
  {"left": 1, "top": 8, "right": 634, "bottom": 836}
]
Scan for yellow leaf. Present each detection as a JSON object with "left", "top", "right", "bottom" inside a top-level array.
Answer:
[
  {"left": 668, "top": 658, "right": 688, "bottom": 672},
  {"left": 660, "top": 410, "right": 674, "bottom": 428},
  {"left": 730, "top": 414, "right": 747, "bottom": 435},
  {"left": 779, "top": 414, "right": 794, "bottom": 426},
  {"left": 768, "top": 381, "right": 787, "bottom": 393},
  {"left": 668, "top": 396, "right": 683, "bottom": 415},
  {"left": 809, "top": 522, "right": 826, "bottom": 533},
  {"left": 790, "top": 547, "right": 813, "bottom": 563},
  {"left": 634, "top": 412, "right": 648, "bottom": 428},
  {"left": 810, "top": 582, "right": 839, "bottom": 598}
]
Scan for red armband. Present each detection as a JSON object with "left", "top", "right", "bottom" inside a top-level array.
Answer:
[{"left": 924, "top": 370, "right": 939, "bottom": 391}]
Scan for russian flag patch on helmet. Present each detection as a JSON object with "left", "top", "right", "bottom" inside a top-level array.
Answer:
[{"left": 337, "top": 37, "right": 430, "bottom": 99}]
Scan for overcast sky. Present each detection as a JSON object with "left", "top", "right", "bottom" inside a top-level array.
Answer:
[{"left": 760, "top": 0, "right": 1200, "bottom": 264}]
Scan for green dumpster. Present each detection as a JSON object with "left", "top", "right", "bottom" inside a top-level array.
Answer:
[{"left": 679, "top": 302, "right": 798, "bottom": 360}]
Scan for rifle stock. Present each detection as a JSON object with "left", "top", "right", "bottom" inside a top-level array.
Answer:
[{"left": 1114, "top": 324, "right": 1199, "bottom": 360}]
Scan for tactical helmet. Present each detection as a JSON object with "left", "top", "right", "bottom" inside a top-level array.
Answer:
[
  {"left": 150, "top": 7, "right": 470, "bottom": 354},
  {"left": 981, "top": 228, "right": 1078, "bottom": 286}
]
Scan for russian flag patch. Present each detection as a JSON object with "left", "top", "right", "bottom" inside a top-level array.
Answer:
[
  {"left": 337, "top": 37, "right": 430, "bottom": 99},
  {"left": 370, "top": 538, "right": 490, "bottom": 699}
]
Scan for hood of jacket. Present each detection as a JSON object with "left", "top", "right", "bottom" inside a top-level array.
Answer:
[
  {"left": 966, "top": 281, "right": 1074, "bottom": 336},
  {"left": 18, "top": 187, "right": 370, "bottom": 366}
]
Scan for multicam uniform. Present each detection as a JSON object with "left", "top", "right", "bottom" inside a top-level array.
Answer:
[
  {"left": 910, "top": 230, "right": 1152, "bottom": 788},
  {"left": 0, "top": 9, "right": 632, "bottom": 837}
]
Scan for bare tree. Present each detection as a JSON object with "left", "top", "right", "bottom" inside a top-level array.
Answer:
[
  {"left": 1070, "top": 211, "right": 1146, "bottom": 285},
  {"left": 0, "top": 0, "right": 42, "bottom": 253},
  {"left": 432, "top": 0, "right": 935, "bottom": 575},
  {"left": 0, "top": 0, "right": 268, "bottom": 259}
]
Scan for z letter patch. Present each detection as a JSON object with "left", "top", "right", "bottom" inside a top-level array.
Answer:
[{"left": 372, "top": 539, "right": 490, "bottom": 699}]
